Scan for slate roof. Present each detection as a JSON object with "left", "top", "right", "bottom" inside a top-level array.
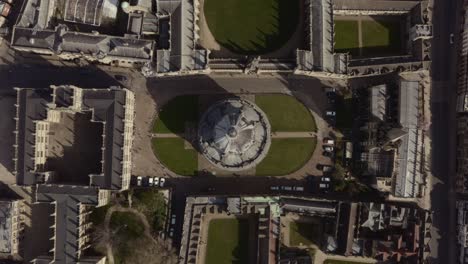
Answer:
[
  {"left": 14, "top": 86, "right": 132, "bottom": 190},
  {"left": 36, "top": 185, "right": 98, "bottom": 264},
  {"left": 11, "top": 27, "right": 154, "bottom": 61},
  {"left": 14, "top": 88, "right": 51, "bottom": 185},
  {"left": 11, "top": 28, "right": 56, "bottom": 50}
]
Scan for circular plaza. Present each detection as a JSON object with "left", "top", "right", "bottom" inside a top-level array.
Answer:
[{"left": 152, "top": 94, "right": 319, "bottom": 177}]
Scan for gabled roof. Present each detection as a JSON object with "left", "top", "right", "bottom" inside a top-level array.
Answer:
[
  {"left": 12, "top": 28, "right": 56, "bottom": 49},
  {"left": 36, "top": 185, "right": 99, "bottom": 264}
]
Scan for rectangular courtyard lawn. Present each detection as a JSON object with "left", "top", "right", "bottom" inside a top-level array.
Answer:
[
  {"left": 334, "top": 20, "right": 359, "bottom": 55},
  {"left": 289, "top": 221, "right": 321, "bottom": 247},
  {"left": 152, "top": 138, "right": 198, "bottom": 176},
  {"left": 205, "top": 218, "right": 249, "bottom": 264},
  {"left": 361, "top": 18, "right": 402, "bottom": 56},
  {"left": 334, "top": 16, "right": 403, "bottom": 57},
  {"left": 255, "top": 94, "right": 316, "bottom": 132},
  {"left": 256, "top": 138, "right": 316, "bottom": 176}
]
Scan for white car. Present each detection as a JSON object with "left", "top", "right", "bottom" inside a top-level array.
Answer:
[
  {"left": 323, "top": 138, "right": 335, "bottom": 145},
  {"left": 324, "top": 146, "right": 334, "bottom": 152},
  {"left": 319, "top": 183, "right": 330, "bottom": 189},
  {"left": 321, "top": 177, "right": 331, "bottom": 182},
  {"left": 169, "top": 228, "right": 174, "bottom": 237},
  {"left": 154, "top": 177, "right": 160, "bottom": 186},
  {"left": 270, "top": 186, "right": 280, "bottom": 191},
  {"left": 148, "top": 177, "right": 154, "bottom": 186},
  {"left": 136, "top": 176, "right": 143, "bottom": 186},
  {"left": 450, "top": 33, "right": 454, "bottom": 44},
  {"left": 326, "top": 111, "right": 336, "bottom": 117},
  {"left": 159, "top": 177, "right": 166, "bottom": 187}
]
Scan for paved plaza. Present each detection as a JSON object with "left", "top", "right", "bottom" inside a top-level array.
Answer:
[{"left": 131, "top": 74, "right": 346, "bottom": 179}]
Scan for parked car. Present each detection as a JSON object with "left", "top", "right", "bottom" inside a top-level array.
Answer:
[
  {"left": 169, "top": 227, "right": 174, "bottom": 237},
  {"left": 159, "top": 177, "right": 166, "bottom": 187},
  {"left": 136, "top": 176, "right": 143, "bottom": 186},
  {"left": 154, "top": 177, "right": 160, "bottom": 186},
  {"left": 326, "top": 111, "right": 336, "bottom": 117},
  {"left": 148, "top": 177, "right": 154, "bottom": 186},
  {"left": 171, "top": 214, "right": 176, "bottom": 225},
  {"left": 321, "top": 177, "right": 331, "bottom": 182},
  {"left": 323, "top": 138, "right": 335, "bottom": 145},
  {"left": 319, "top": 183, "right": 330, "bottom": 189},
  {"left": 323, "top": 151, "right": 334, "bottom": 158},
  {"left": 281, "top": 186, "right": 293, "bottom": 191},
  {"left": 450, "top": 33, "right": 454, "bottom": 44},
  {"left": 322, "top": 165, "right": 333, "bottom": 172},
  {"left": 293, "top": 186, "right": 304, "bottom": 192},
  {"left": 270, "top": 186, "right": 280, "bottom": 191},
  {"left": 323, "top": 146, "right": 334, "bottom": 152}
]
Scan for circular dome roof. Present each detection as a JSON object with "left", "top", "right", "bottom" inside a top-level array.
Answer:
[{"left": 198, "top": 99, "right": 271, "bottom": 171}]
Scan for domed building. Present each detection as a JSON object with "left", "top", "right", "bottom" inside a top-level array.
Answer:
[{"left": 198, "top": 99, "right": 271, "bottom": 171}]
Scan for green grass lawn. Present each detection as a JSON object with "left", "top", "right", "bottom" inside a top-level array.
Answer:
[
  {"left": 152, "top": 138, "right": 198, "bottom": 176},
  {"left": 204, "top": 0, "right": 299, "bottom": 54},
  {"left": 289, "top": 221, "right": 321, "bottom": 247},
  {"left": 334, "top": 20, "right": 359, "bottom": 55},
  {"left": 256, "top": 138, "right": 316, "bottom": 176},
  {"left": 255, "top": 94, "right": 316, "bottom": 132},
  {"left": 153, "top": 95, "right": 198, "bottom": 134},
  {"left": 334, "top": 17, "right": 403, "bottom": 57},
  {"left": 361, "top": 18, "right": 402, "bottom": 56},
  {"left": 205, "top": 219, "right": 250, "bottom": 264}
]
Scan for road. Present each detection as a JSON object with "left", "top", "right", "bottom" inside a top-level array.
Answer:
[{"left": 428, "top": 0, "right": 461, "bottom": 262}]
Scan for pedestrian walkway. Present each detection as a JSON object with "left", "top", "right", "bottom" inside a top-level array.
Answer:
[
  {"left": 152, "top": 133, "right": 183, "bottom": 138},
  {"left": 271, "top": 132, "right": 316, "bottom": 138}
]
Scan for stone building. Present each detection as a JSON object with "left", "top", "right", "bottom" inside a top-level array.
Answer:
[
  {"left": 0, "top": 199, "right": 24, "bottom": 258},
  {"left": 13, "top": 85, "right": 135, "bottom": 263}
]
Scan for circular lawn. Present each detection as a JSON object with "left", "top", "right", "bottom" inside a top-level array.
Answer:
[{"left": 204, "top": 0, "right": 300, "bottom": 54}]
